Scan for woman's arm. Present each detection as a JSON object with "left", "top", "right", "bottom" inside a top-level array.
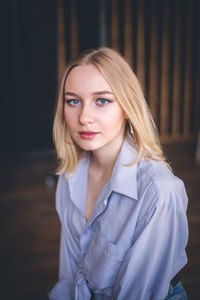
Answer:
[{"left": 112, "top": 178, "right": 188, "bottom": 300}]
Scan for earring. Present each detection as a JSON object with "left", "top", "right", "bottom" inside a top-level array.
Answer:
[{"left": 128, "top": 120, "right": 134, "bottom": 135}]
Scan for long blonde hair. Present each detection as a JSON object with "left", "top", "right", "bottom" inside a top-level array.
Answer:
[{"left": 53, "top": 47, "right": 168, "bottom": 174}]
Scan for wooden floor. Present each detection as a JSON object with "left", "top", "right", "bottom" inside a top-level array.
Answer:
[{"left": 0, "top": 141, "right": 199, "bottom": 299}]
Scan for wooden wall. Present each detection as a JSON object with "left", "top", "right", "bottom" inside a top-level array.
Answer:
[{"left": 58, "top": 0, "right": 200, "bottom": 143}]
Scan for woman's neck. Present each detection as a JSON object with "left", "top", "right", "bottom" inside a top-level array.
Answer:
[{"left": 89, "top": 135, "right": 125, "bottom": 178}]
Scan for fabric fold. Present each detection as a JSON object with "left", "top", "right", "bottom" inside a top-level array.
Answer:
[
  {"left": 48, "top": 271, "right": 91, "bottom": 300},
  {"left": 48, "top": 279, "right": 73, "bottom": 300},
  {"left": 74, "top": 270, "right": 91, "bottom": 300}
]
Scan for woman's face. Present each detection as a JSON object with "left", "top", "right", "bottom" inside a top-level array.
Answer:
[{"left": 64, "top": 64, "right": 126, "bottom": 153}]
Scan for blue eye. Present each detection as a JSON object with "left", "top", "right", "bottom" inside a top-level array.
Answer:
[
  {"left": 96, "top": 98, "right": 112, "bottom": 105},
  {"left": 66, "top": 99, "right": 80, "bottom": 106}
]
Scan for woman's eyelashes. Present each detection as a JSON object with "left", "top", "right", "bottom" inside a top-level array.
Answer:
[
  {"left": 66, "top": 99, "right": 80, "bottom": 106},
  {"left": 65, "top": 98, "right": 113, "bottom": 107},
  {"left": 96, "top": 98, "right": 113, "bottom": 105}
]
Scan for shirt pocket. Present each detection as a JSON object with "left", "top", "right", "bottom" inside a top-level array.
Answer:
[{"left": 82, "top": 231, "right": 127, "bottom": 290}]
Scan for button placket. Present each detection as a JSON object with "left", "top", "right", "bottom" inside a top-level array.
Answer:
[
  {"left": 80, "top": 228, "right": 91, "bottom": 256},
  {"left": 80, "top": 189, "right": 112, "bottom": 256},
  {"left": 86, "top": 190, "right": 112, "bottom": 229}
]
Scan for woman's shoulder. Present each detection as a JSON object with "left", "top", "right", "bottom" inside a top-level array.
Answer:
[
  {"left": 55, "top": 173, "right": 68, "bottom": 213},
  {"left": 57, "top": 153, "right": 89, "bottom": 183},
  {"left": 138, "top": 158, "right": 173, "bottom": 182},
  {"left": 137, "top": 158, "right": 187, "bottom": 207}
]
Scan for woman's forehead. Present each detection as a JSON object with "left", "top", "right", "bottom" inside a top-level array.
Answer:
[{"left": 64, "top": 64, "right": 113, "bottom": 94}]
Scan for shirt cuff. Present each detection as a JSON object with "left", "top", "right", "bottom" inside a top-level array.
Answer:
[{"left": 48, "top": 271, "right": 91, "bottom": 300}]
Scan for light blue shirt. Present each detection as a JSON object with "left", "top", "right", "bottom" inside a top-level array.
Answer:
[{"left": 49, "top": 139, "right": 188, "bottom": 300}]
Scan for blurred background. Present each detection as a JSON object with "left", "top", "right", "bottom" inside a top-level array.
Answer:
[{"left": 0, "top": 0, "right": 199, "bottom": 299}]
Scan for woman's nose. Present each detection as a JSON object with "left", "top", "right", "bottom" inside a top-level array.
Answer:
[{"left": 79, "top": 105, "right": 94, "bottom": 125}]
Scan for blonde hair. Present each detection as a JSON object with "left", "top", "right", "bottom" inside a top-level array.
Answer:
[{"left": 53, "top": 47, "right": 168, "bottom": 174}]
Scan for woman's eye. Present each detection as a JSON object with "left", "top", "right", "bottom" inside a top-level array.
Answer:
[
  {"left": 96, "top": 98, "right": 112, "bottom": 105},
  {"left": 66, "top": 99, "right": 80, "bottom": 106}
]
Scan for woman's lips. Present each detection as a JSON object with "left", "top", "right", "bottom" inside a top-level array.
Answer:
[{"left": 79, "top": 131, "right": 99, "bottom": 140}]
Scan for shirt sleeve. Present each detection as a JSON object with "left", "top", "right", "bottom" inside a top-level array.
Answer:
[{"left": 112, "top": 177, "right": 188, "bottom": 300}]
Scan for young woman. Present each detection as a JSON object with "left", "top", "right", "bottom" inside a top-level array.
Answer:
[{"left": 49, "top": 48, "right": 188, "bottom": 299}]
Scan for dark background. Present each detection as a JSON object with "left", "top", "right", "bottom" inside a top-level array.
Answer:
[
  {"left": 1, "top": 0, "right": 103, "bottom": 155},
  {"left": 1, "top": 1, "right": 57, "bottom": 154}
]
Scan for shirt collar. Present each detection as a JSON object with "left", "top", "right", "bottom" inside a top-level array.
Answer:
[
  {"left": 65, "top": 137, "right": 138, "bottom": 214},
  {"left": 109, "top": 138, "right": 138, "bottom": 201},
  {"left": 65, "top": 155, "right": 89, "bottom": 216}
]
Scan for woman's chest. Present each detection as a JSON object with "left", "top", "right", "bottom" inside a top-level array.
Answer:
[
  {"left": 65, "top": 192, "right": 141, "bottom": 291},
  {"left": 65, "top": 191, "right": 141, "bottom": 255}
]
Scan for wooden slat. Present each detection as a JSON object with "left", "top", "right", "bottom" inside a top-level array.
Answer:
[
  {"left": 160, "top": 0, "right": 170, "bottom": 136},
  {"left": 149, "top": 0, "right": 159, "bottom": 120},
  {"left": 57, "top": 0, "right": 66, "bottom": 82},
  {"left": 194, "top": 36, "right": 200, "bottom": 134},
  {"left": 136, "top": 0, "right": 145, "bottom": 89},
  {"left": 160, "top": 133, "right": 197, "bottom": 144},
  {"left": 183, "top": 0, "right": 193, "bottom": 136},
  {"left": 124, "top": 0, "right": 133, "bottom": 67},
  {"left": 111, "top": 0, "right": 119, "bottom": 50},
  {"left": 172, "top": 0, "right": 182, "bottom": 136},
  {"left": 70, "top": 0, "right": 78, "bottom": 58}
]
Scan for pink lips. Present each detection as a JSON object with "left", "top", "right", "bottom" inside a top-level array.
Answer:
[{"left": 79, "top": 131, "right": 99, "bottom": 140}]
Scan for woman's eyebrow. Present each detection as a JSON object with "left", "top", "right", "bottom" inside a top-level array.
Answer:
[
  {"left": 64, "top": 91, "right": 113, "bottom": 96},
  {"left": 92, "top": 90, "right": 113, "bottom": 95},
  {"left": 64, "top": 91, "right": 79, "bottom": 97}
]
